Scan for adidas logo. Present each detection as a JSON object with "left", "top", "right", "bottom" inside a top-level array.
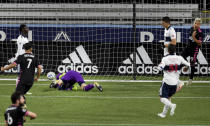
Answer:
[
  {"left": 118, "top": 46, "right": 159, "bottom": 74},
  {"left": 119, "top": 45, "right": 210, "bottom": 75},
  {"left": 54, "top": 31, "right": 71, "bottom": 42},
  {"left": 57, "top": 45, "right": 98, "bottom": 74},
  {"left": 122, "top": 46, "right": 153, "bottom": 64},
  {"left": 204, "top": 34, "right": 210, "bottom": 43}
]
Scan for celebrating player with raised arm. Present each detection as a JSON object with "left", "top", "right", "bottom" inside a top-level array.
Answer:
[
  {"left": 1, "top": 43, "right": 42, "bottom": 95},
  {"left": 181, "top": 18, "right": 203, "bottom": 85},
  {"left": 4, "top": 92, "right": 37, "bottom": 126},
  {"left": 50, "top": 70, "right": 103, "bottom": 92},
  {"left": 161, "top": 16, "right": 176, "bottom": 56},
  {"left": 157, "top": 44, "right": 190, "bottom": 118}
]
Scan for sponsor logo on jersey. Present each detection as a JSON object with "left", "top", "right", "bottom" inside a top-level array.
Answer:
[{"left": 58, "top": 45, "right": 98, "bottom": 74}]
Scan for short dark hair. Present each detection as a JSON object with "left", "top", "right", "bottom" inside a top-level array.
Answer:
[
  {"left": 24, "top": 43, "right": 32, "bottom": 50},
  {"left": 168, "top": 44, "right": 176, "bottom": 54},
  {"left": 162, "top": 16, "right": 170, "bottom": 24},
  {"left": 19, "top": 24, "right": 27, "bottom": 32},
  {"left": 11, "top": 92, "right": 23, "bottom": 104}
]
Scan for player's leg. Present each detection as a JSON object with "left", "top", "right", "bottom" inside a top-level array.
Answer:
[
  {"left": 158, "top": 82, "right": 176, "bottom": 118},
  {"left": 16, "top": 82, "right": 26, "bottom": 94},
  {"left": 168, "top": 85, "right": 177, "bottom": 116},
  {"left": 179, "top": 48, "right": 190, "bottom": 87},
  {"left": 188, "top": 47, "right": 199, "bottom": 85},
  {"left": 158, "top": 82, "right": 169, "bottom": 118},
  {"left": 76, "top": 75, "right": 95, "bottom": 91},
  {"left": 94, "top": 82, "right": 103, "bottom": 92},
  {"left": 16, "top": 83, "right": 27, "bottom": 108},
  {"left": 23, "top": 84, "right": 33, "bottom": 94},
  {"left": 79, "top": 82, "right": 94, "bottom": 91}
]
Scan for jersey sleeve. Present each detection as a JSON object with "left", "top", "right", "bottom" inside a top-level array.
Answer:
[
  {"left": 180, "top": 56, "right": 190, "bottom": 67},
  {"left": 170, "top": 28, "right": 176, "bottom": 40},
  {"left": 158, "top": 58, "right": 166, "bottom": 71},
  {"left": 14, "top": 55, "right": 22, "bottom": 65}
]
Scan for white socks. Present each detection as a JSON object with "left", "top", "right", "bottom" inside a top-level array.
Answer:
[
  {"left": 162, "top": 105, "right": 170, "bottom": 114},
  {"left": 160, "top": 98, "right": 173, "bottom": 108}
]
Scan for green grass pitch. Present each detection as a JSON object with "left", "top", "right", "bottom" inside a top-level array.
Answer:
[{"left": 0, "top": 80, "right": 210, "bottom": 126}]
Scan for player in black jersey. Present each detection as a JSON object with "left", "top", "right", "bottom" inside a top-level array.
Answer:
[
  {"left": 4, "top": 92, "right": 37, "bottom": 126},
  {"left": 1, "top": 43, "right": 42, "bottom": 94},
  {"left": 181, "top": 18, "right": 203, "bottom": 85}
]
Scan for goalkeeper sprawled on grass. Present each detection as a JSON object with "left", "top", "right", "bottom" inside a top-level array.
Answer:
[{"left": 49, "top": 70, "right": 103, "bottom": 92}]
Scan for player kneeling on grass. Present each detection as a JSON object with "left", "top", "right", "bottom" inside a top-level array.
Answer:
[
  {"left": 49, "top": 70, "right": 103, "bottom": 92},
  {"left": 157, "top": 44, "right": 190, "bottom": 118},
  {"left": 4, "top": 91, "right": 37, "bottom": 126}
]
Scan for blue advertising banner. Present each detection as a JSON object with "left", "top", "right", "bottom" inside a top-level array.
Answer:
[
  {"left": 0, "top": 24, "right": 209, "bottom": 75},
  {"left": 0, "top": 24, "right": 209, "bottom": 43}
]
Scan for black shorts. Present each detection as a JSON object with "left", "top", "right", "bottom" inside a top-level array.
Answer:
[
  {"left": 16, "top": 82, "right": 33, "bottom": 94},
  {"left": 181, "top": 46, "right": 199, "bottom": 63},
  {"left": 159, "top": 82, "right": 177, "bottom": 98}
]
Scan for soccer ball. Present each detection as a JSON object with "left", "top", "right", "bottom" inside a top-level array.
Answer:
[{"left": 47, "top": 72, "right": 55, "bottom": 80}]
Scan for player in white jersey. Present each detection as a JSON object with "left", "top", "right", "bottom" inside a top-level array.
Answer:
[
  {"left": 157, "top": 44, "right": 190, "bottom": 118},
  {"left": 8, "top": 24, "right": 29, "bottom": 63},
  {"left": 161, "top": 16, "right": 176, "bottom": 56},
  {"left": 15, "top": 24, "right": 29, "bottom": 59},
  {"left": 161, "top": 16, "right": 185, "bottom": 88}
]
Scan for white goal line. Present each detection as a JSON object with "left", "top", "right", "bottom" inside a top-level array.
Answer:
[
  {"left": 0, "top": 95, "right": 210, "bottom": 99},
  {"left": 0, "top": 78, "right": 210, "bottom": 83}
]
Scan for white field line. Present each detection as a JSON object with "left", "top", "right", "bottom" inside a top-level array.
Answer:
[
  {"left": 0, "top": 123, "right": 209, "bottom": 126},
  {"left": 0, "top": 95, "right": 210, "bottom": 99},
  {"left": 1, "top": 83, "right": 210, "bottom": 88},
  {"left": 0, "top": 79, "right": 210, "bottom": 83}
]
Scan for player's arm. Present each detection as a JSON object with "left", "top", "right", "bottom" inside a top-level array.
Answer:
[
  {"left": 15, "top": 39, "right": 22, "bottom": 59},
  {"left": 158, "top": 58, "right": 166, "bottom": 71},
  {"left": 180, "top": 56, "right": 190, "bottom": 71},
  {"left": 26, "top": 111, "right": 37, "bottom": 120},
  {"left": 170, "top": 28, "right": 176, "bottom": 45},
  {"left": 192, "top": 31, "right": 202, "bottom": 46},
  {"left": 1, "top": 62, "right": 17, "bottom": 72}
]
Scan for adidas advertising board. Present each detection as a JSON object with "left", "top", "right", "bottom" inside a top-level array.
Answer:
[
  {"left": 118, "top": 46, "right": 159, "bottom": 74},
  {"left": 57, "top": 45, "right": 98, "bottom": 74},
  {"left": 118, "top": 45, "right": 210, "bottom": 75},
  {"left": 0, "top": 25, "right": 209, "bottom": 75}
]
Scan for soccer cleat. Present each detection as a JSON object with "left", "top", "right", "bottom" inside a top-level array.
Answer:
[
  {"left": 26, "top": 92, "right": 32, "bottom": 95},
  {"left": 157, "top": 113, "right": 166, "bottom": 118},
  {"left": 187, "top": 79, "right": 192, "bottom": 86},
  {"left": 94, "top": 82, "right": 103, "bottom": 92},
  {"left": 170, "top": 104, "right": 176, "bottom": 116},
  {"left": 49, "top": 83, "right": 55, "bottom": 88}
]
